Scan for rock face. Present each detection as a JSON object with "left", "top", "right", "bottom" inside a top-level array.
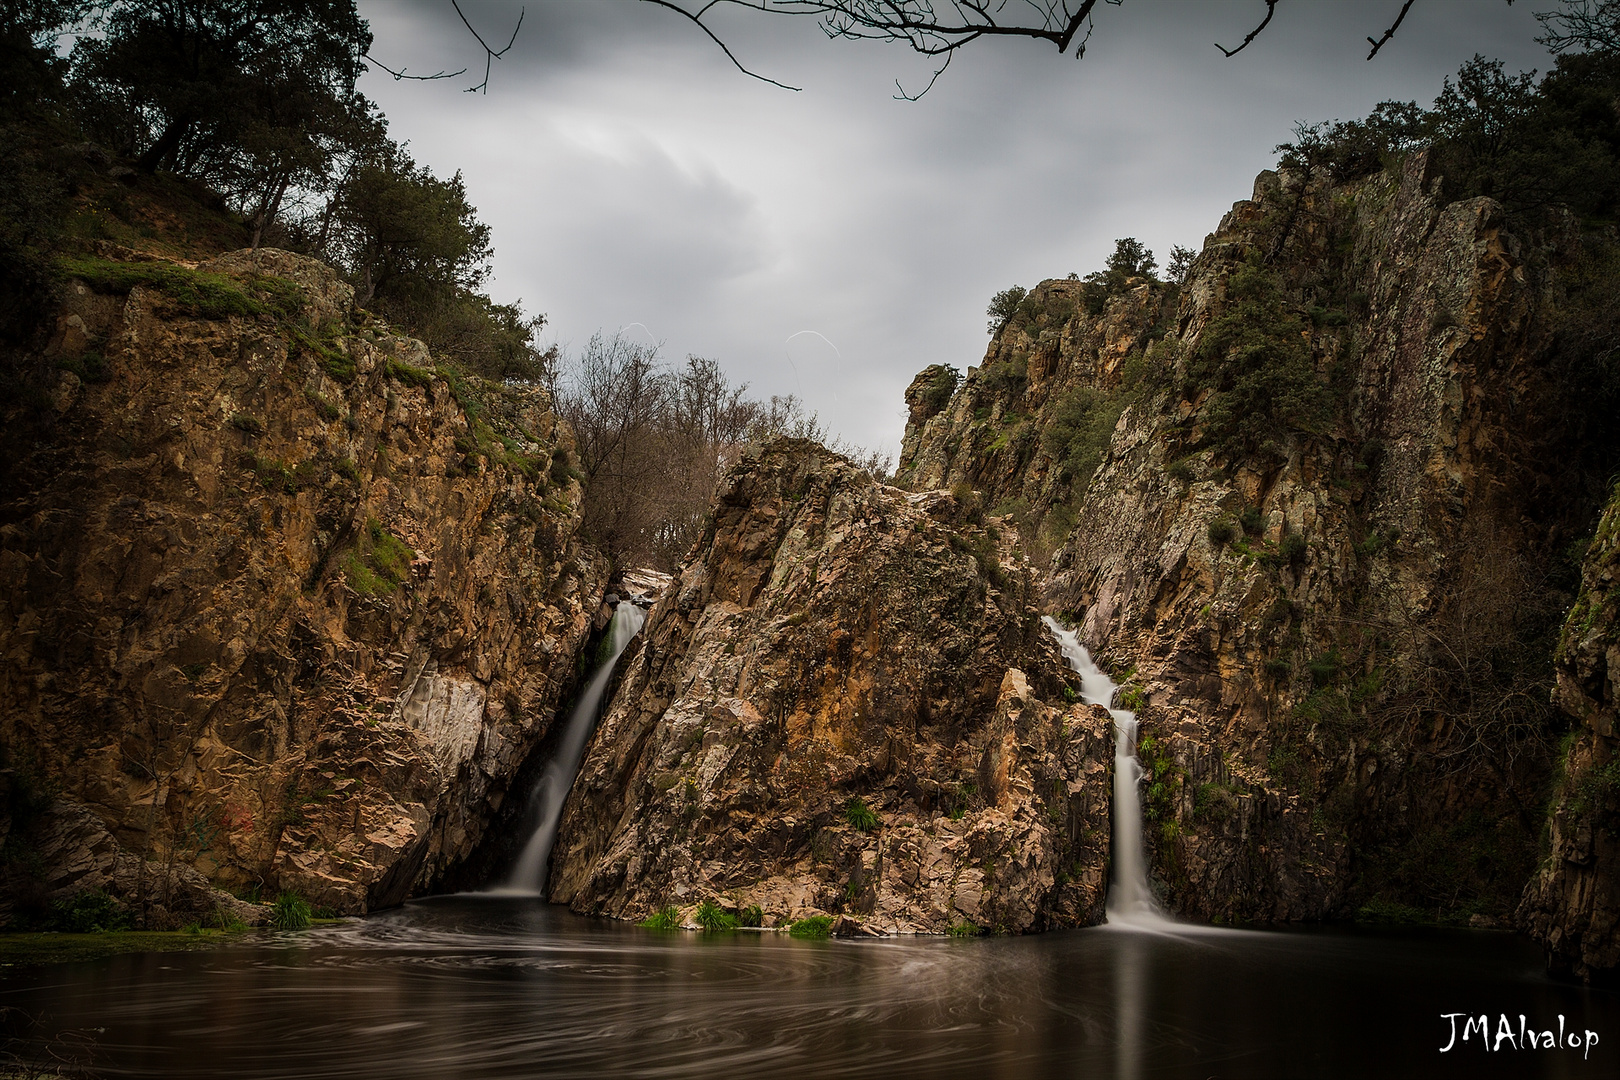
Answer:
[
  {"left": 899, "top": 155, "right": 1601, "bottom": 932},
  {"left": 1520, "top": 485, "right": 1620, "bottom": 982},
  {"left": 550, "top": 440, "right": 1111, "bottom": 933},
  {"left": 0, "top": 247, "right": 604, "bottom": 922}
]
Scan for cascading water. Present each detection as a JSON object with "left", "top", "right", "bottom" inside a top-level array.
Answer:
[
  {"left": 504, "top": 601, "right": 646, "bottom": 894},
  {"left": 1043, "top": 616, "right": 1173, "bottom": 930}
]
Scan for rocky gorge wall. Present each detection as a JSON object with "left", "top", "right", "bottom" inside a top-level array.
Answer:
[
  {"left": 550, "top": 440, "right": 1113, "bottom": 934},
  {"left": 1521, "top": 482, "right": 1620, "bottom": 982},
  {"left": 0, "top": 246, "right": 604, "bottom": 924},
  {"left": 899, "top": 151, "right": 1611, "bottom": 953}
]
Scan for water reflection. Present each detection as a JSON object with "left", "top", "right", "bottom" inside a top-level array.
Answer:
[{"left": 0, "top": 896, "right": 1614, "bottom": 1079}]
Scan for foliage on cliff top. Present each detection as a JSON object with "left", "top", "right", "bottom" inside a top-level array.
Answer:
[
  {"left": 1279, "top": 51, "right": 1620, "bottom": 223},
  {"left": 1183, "top": 255, "right": 1338, "bottom": 462},
  {"left": 4, "top": 3, "right": 550, "bottom": 383}
]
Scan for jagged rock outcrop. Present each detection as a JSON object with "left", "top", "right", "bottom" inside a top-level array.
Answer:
[
  {"left": 550, "top": 440, "right": 1112, "bottom": 934},
  {"left": 0, "top": 246, "right": 604, "bottom": 923},
  {"left": 1521, "top": 484, "right": 1620, "bottom": 982},
  {"left": 900, "top": 153, "right": 1602, "bottom": 932}
]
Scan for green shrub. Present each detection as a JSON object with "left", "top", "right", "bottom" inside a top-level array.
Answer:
[
  {"left": 640, "top": 905, "right": 683, "bottom": 930},
  {"left": 1041, "top": 385, "right": 1124, "bottom": 492},
  {"left": 1193, "top": 782, "right": 1239, "bottom": 825},
  {"left": 1239, "top": 506, "right": 1265, "bottom": 534},
  {"left": 49, "top": 889, "right": 131, "bottom": 933},
  {"left": 1207, "top": 518, "right": 1236, "bottom": 546},
  {"left": 228, "top": 412, "right": 264, "bottom": 436},
  {"left": 737, "top": 904, "right": 764, "bottom": 928},
  {"left": 978, "top": 356, "right": 1028, "bottom": 399},
  {"left": 788, "top": 915, "right": 834, "bottom": 939},
  {"left": 1279, "top": 532, "right": 1308, "bottom": 565},
  {"left": 269, "top": 892, "right": 312, "bottom": 930},
  {"left": 947, "top": 920, "right": 983, "bottom": 937},
  {"left": 1308, "top": 649, "right": 1343, "bottom": 687},
  {"left": 844, "top": 796, "right": 880, "bottom": 833},
  {"left": 986, "top": 286, "right": 1027, "bottom": 333},
  {"left": 1182, "top": 256, "right": 1338, "bottom": 461},
  {"left": 1166, "top": 458, "right": 1195, "bottom": 485},
  {"left": 695, "top": 899, "right": 738, "bottom": 932},
  {"left": 918, "top": 364, "right": 960, "bottom": 414}
]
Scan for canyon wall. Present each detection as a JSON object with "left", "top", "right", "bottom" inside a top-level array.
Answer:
[
  {"left": 900, "top": 153, "right": 1605, "bottom": 935},
  {"left": 550, "top": 440, "right": 1112, "bottom": 934},
  {"left": 0, "top": 246, "right": 604, "bottom": 924}
]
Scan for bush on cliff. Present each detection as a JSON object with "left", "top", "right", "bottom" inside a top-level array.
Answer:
[{"left": 1183, "top": 256, "right": 1337, "bottom": 462}]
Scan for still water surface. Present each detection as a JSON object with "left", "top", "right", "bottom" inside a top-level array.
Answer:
[{"left": 2, "top": 896, "right": 1615, "bottom": 1079}]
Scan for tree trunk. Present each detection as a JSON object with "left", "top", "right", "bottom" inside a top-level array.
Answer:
[{"left": 136, "top": 115, "right": 194, "bottom": 174}]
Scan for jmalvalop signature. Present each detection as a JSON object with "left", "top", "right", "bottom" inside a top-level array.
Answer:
[{"left": 1440, "top": 1013, "right": 1600, "bottom": 1059}]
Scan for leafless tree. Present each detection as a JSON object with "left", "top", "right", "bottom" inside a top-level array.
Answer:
[{"left": 551, "top": 335, "right": 889, "bottom": 569}]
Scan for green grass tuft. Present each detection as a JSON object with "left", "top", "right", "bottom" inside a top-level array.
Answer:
[
  {"left": 695, "top": 899, "right": 738, "bottom": 932},
  {"left": 844, "top": 796, "right": 880, "bottom": 833},
  {"left": 640, "top": 905, "right": 683, "bottom": 930},
  {"left": 788, "top": 915, "right": 834, "bottom": 939},
  {"left": 269, "top": 892, "right": 312, "bottom": 931}
]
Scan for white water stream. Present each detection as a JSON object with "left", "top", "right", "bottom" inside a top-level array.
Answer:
[
  {"left": 503, "top": 601, "right": 646, "bottom": 894},
  {"left": 1043, "top": 616, "right": 1176, "bottom": 931}
]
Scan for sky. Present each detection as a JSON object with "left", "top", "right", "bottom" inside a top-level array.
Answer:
[{"left": 354, "top": 0, "right": 1552, "bottom": 461}]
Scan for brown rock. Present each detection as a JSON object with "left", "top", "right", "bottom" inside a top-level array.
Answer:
[{"left": 551, "top": 440, "right": 1112, "bottom": 934}]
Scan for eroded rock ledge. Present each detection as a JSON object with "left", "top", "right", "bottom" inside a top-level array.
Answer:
[{"left": 551, "top": 440, "right": 1112, "bottom": 934}]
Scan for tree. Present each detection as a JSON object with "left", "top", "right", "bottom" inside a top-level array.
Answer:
[
  {"left": 1536, "top": 0, "right": 1620, "bottom": 53},
  {"left": 70, "top": 1, "right": 371, "bottom": 171},
  {"left": 65, "top": 1, "right": 374, "bottom": 245},
  {"left": 326, "top": 140, "right": 491, "bottom": 310},
  {"left": 1166, "top": 245, "right": 1197, "bottom": 286},
  {"left": 986, "top": 285, "right": 1027, "bottom": 334},
  {"left": 1105, "top": 237, "right": 1156, "bottom": 278}
]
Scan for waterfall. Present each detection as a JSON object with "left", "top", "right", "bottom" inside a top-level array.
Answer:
[
  {"left": 504, "top": 601, "right": 646, "bottom": 894},
  {"left": 1043, "top": 616, "right": 1173, "bottom": 929}
]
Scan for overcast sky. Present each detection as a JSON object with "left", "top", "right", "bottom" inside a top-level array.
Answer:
[{"left": 354, "top": 0, "right": 1551, "bottom": 460}]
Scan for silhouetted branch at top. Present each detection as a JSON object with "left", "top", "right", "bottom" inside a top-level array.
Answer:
[
  {"left": 364, "top": 55, "right": 467, "bottom": 83},
  {"left": 1215, "top": 0, "right": 1276, "bottom": 57},
  {"left": 452, "top": 0, "right": 522, "bottom": 93},
  {"left": 1534, "top": 0, "right": 1620, "bottom": 53},
  {"left": 640, "top": 0, "right": 804, "bottom": 90},
  {"left": 1365, "top": 0, "right": 1417, "bottom": 59},
  {"left": 419, "top": 0, "right": 1440, "bottom": 101}
]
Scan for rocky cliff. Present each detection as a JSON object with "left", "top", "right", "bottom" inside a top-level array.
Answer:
[
  {"left": 0, "top": 245, "right": 604, "bottom": 925},
  {"left": 1521, "top": 483, "right": 1620, "bottom": 981},
  {"left": 550, "top": 440, "right": 1112, "bottom": 934},
  {"left": 900, "top": 153, "right": 1606, "bottom": 934}
]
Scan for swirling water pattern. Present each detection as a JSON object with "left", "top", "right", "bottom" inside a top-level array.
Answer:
[{"left": 1, "top": 896, "right": 1614, "bottom": 1079}]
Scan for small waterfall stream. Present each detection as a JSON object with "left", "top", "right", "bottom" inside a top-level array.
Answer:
[
  {"left": 1043, "top": 616, "right": 1175, "bottom": 930},
  {"left": 504, "top": 601, "right": 646, "bottom": 894}
]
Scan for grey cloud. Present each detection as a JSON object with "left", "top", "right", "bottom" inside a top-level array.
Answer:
[{"left": 358, "top": 0, "right": 1550, "bottom": 456}]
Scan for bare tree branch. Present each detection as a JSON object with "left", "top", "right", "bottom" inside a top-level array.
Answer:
[
  {"left": 1365, "top": 0, "right": 1416, "bottom": 59},
  {"left": 642, "top": 0, "right": 804, "bottom": 91},
  {"left": 452, "top": 0, "right": 523, "bottom": 94},
  {"left": 894, "top": 44, "right": 954, "bottom": 100},
  {"left": 363, "top": 54, "right": 467, "bottom": 83},
  {"left": 1215, "top": 0, "right": 1277, "bottom": 58},
  {"left": 1534, "top": 0, "right": 1620, "bottom": 53}
]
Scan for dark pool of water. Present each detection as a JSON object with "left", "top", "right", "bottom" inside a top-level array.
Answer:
[{"left": 1, "top": 896, "right": 1615, "bottom": 1079}]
